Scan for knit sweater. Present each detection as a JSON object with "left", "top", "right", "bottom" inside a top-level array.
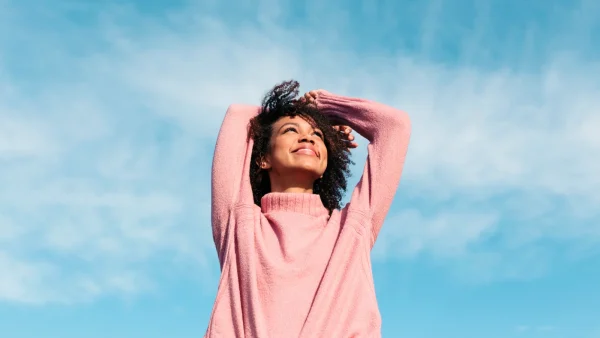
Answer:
[{"left": 206, "top": 91, "right": 411, "bottom": 338}]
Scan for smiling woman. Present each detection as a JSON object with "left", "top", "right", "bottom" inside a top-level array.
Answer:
[
  {"left": 207, "top": 80, "right": 411, "bottom": 337},
  {"left": 248, "top": 81, "right": 355, "bottom": 212},
  {"left": 256, "top": 115, "right": 330, "bottom": 190}
]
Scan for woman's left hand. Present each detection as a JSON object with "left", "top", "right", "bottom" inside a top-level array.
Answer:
[
  {"left": 303, "top": 90, "right": 357, "bottom": 149},
  {"left": 333, "top": 125, "right": 358, "bottom": 149},
  {"left": 302, "top": 90, "right": 321, "bottom": 106}
]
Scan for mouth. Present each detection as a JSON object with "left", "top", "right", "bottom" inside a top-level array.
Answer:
[{"left": 293, "top": 147, "right": 319, "bottom": 157}]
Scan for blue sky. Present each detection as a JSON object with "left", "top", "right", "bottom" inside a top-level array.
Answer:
[{"left": 1, "top": 0, "right": 599, "bottom": 337}]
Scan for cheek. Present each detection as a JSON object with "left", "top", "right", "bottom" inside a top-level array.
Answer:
[
  {"left": 320, "top": 145, "right": 328, "bottom": 167},
  {"left": 267, "top": 138, "right": 290, "bottom": 165}
]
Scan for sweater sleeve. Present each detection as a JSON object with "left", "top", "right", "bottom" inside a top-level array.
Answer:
[
  {"left": 316, "top": 92, "right": 411, "bottom": 248},
  {"left": 211, "top": 104, "right": 259, "bottom": 260}
]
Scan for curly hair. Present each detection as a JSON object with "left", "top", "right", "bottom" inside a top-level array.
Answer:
[{"left": 248, "top": 80, "right": 353, "bottom": 213}]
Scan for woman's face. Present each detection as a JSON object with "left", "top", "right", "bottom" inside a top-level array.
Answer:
[{"left": 262, "top": 115, "right": 328, "bottom": 181}]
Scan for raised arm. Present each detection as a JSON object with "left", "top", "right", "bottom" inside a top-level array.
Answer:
[
  {"left": 316, "top": 92, "right": 411, "bottom": 248},
  {"left": 211, "top": 104, "right": 259, "bottom": 259}
]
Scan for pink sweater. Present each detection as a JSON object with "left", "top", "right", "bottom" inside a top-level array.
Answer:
[{"left": 206, "top": 92, "right": 411, "bottom": 337}]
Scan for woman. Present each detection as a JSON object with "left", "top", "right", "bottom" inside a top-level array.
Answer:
[{"left": 206, "top": 80, "right": 411, "bottom": 337}]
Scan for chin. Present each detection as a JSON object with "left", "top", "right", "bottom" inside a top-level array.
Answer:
[{"left": 289, "top": 165, "right": 324, "bottom": 180}]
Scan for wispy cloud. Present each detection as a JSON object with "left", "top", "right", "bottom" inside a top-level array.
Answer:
[
  {"left": 0, "top": 0, "right": 599, "bottom": 304},
  {"left": 516, "top": 325, "right": 555, "bottom": 334}
]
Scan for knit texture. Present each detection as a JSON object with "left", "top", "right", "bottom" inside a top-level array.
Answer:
[{"left": 206, "top": 92, "right": 411, "bottom": 337}]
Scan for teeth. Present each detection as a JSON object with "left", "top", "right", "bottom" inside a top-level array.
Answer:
[{"left": 296, "top": 148, "right": 317, "bottom": 156}]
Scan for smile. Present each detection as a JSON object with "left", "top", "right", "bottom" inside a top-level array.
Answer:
[{"left": 294, "top": 148, "right": 318, "bottom": 157}]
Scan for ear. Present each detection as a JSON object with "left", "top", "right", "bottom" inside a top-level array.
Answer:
[{"left": 257, "top": 155, "right": 272, "bottom": 170}]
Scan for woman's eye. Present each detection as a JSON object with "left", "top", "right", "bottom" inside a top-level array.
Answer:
[
  {"left": 314, "top": 131, "right": 324, "bottom": 139},
  {"left": 284, "top": 127, "right": 297, "bottom": 133}
]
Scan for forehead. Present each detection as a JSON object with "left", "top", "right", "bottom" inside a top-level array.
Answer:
[{"left": 273, "top": 115, "right": 319, "bottom": 129}]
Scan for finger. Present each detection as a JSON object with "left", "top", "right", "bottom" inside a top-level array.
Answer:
[
  {"left": 333, "top": 125, "right": 340, "bottom": 131},
  {"left": 345, "top": 141, "right": 358, "bottom": 149},
  {"left": 335, "top": 125, "right": 348, "bottom": 133},
  {"left": 348, "top": 134, "right": 355, "bottom": 141}
]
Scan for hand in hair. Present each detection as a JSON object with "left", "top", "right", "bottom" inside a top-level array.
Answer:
[
  {"left": 333, "top": 125, "right": 358, "bottom": 149},
  {"left": 302, "top": 90, "right": 358, "bottom": 149},
  {"left": 302, "top": 90, "right": 321, "bottom": 105}
]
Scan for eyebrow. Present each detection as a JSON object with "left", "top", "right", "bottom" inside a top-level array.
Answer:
[
  {"left": 278, "top": 122, "right": 323, "bottom": 134},
  {"left": 278, "top": 122, "right": 300, "bottom": 133}
]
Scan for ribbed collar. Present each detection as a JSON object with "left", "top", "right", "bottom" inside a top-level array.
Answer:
[{"left": 260, "top": 192, "right": 329, "bottom": 217}]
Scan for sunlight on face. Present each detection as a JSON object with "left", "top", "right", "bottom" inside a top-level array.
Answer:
[{"left": 264, "top": 115, "right": 328, "bottom": 182}]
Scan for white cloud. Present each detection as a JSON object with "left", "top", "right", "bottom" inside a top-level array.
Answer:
[
  {"left": 0, "top": 116, "right": 56, "bottom": 158},
  {"left": 373, "top": 209, "right": 499, "bottom": 259},
  {"left": 516, "top": 325, "right": 555, "bottom": 334},
  {"left": 0, "top": 251, "right": 153, "bottom": 304},
  {"left": 0, "top": 0, "right": 599, "bottom": 303}
]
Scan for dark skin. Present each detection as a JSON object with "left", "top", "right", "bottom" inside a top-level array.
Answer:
[{"left": 249, "top": 80, "right": 355, "bottom": 212}]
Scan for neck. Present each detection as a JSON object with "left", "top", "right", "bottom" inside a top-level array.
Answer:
[{"left": 268, "top": 172, "right": 315, "bottom": 194}]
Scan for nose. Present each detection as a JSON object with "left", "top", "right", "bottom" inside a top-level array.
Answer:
[{"left": 299, "top": 134, "right": 315, "bottom": 144}]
